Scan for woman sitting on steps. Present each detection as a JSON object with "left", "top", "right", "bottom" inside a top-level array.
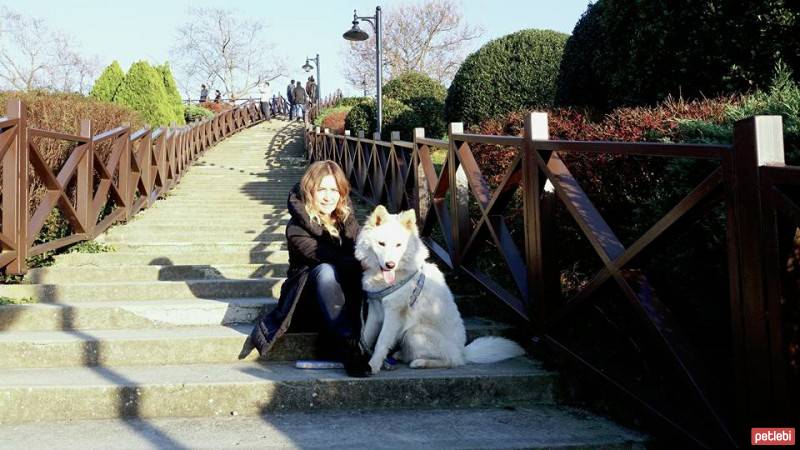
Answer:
[{"left": 241, "top": 161, "right": 371, "bottom": 377}]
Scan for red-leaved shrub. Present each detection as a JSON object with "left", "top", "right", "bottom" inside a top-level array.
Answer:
[{"left": 321, "top": 110, "right": 348, "bottom": 135}]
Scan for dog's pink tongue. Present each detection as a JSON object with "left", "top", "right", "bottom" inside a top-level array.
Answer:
[{"left": 382, "top": 269, "right": 396, "bottom": 285}]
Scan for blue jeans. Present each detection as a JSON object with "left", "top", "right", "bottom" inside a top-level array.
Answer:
[
  {"left": 293, "top": 103, "right": 305, "bottom": 121},
  {"left": 307, "top": 263, "right": 356, "bottom": 340}
]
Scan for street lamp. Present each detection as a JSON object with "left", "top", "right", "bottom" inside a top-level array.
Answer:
[
  {"left": 343, "top": 6, "right": 382, "bottom": 135},
  {"left": 302, "top": 54, "right": 320, "bottom": 103}
]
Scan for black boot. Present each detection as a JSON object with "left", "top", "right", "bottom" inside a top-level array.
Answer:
[{"left": 343, "top": 337, "right": 371, "bottom": 378}]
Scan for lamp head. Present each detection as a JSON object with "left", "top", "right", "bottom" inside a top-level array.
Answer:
[
  {"left": 302, "top": 59, "right": 313, "bottom": 72},
  {"left": 343, "top": 11, "right": 369, "bottom": 42}
]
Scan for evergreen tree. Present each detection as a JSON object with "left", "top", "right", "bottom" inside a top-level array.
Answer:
[
  {"left": 114, "top": 61, "right": 175, "bottom": 126},
  {"left": 89, "top": 61, "right": 125, "bottom": 102},
  {"left": 156, "top": 62, "right": 186, "bottom": 125}
]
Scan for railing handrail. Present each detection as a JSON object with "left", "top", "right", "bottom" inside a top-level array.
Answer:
[
  {"left": 0, "top": 99, "right": 268, "bottom": 275},
  {"left": 304, "top": 114, "right": 795, "bottom": 447}
]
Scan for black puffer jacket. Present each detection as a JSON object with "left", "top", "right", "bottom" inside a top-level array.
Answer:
[{"left": 250, "top": 183, "right": 362, "bottom": 356}]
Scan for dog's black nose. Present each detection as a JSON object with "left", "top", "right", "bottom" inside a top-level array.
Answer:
[{"left": 385, "top": 262, "right": 396, "bottom": 269}]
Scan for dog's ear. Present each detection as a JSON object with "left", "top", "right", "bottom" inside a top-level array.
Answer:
[
  {"left": 398, "top": 209, "right": 417, "bottom": 233},
  {"left": 367, "top": 205, "right": 390, "bottom": 227}
]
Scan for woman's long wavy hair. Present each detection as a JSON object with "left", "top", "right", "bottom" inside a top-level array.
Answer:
[{"left": 300, "top": 161, "right": 351, "bottom": 240}]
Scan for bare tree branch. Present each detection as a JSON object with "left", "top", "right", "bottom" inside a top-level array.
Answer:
[
  {"left": 341, "top": 0, "right": 483, "bottom": 93},
  {"left": 170, "top": 7, "right": 285, "bottom": 100},
  {"left": 0, "top": 7, "right": 98, "bottom": 93}
]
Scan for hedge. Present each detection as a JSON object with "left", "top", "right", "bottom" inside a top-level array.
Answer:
[
  {"left": 384, "top": 71, "right": 447, "bottom": 139},
  {"left": 555, "top": 0, "right": 800, "bottom": 109},
  {"left": 445, "top": 29, "right": 568, "bottom": 126},
  {"left": 344, "top": 97, "right": 412, "bottom": 140}
]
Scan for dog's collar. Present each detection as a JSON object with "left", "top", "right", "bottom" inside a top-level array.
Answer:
[{"left": 365, "top": 270, "right": 426, "bottom": 307}]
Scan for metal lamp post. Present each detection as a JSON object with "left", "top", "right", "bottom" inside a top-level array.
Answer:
[
  {"left": 302, "top": 54, "right": 320, "bottom": 103},
  {"left": 343, "top": 6, "right": 382, "bottom": 135}
]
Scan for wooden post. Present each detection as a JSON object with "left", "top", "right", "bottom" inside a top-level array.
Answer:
[
  {"left": 77, "top": 118, "right": 93, "bottom": 236},
  {"left": 412, "top": 128, "right": 426, "bottom": 222},
  {"left": 5, "top": 100, "right": 27, "bottom": 274},
  {"left": 119, "top": 123, "right": 132, "bottom": 221},
  {"left": 522, "top": 112, "right": 553, "bottom": 333},
  {"left": 447, "top": 122, "right": 468, "bottom": 266},
  {"left": 725, "top": 115, "right": 785, "bottom": 438}
]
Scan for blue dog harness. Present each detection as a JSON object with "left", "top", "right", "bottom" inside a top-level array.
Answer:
[{"left": 365, "top": 270, "right": 426, "bottom": 307}]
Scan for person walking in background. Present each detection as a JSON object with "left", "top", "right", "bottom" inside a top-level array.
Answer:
[
  {"left": 293, "top": 81, "right": 307, "bottom": 122},
  {"left": 306, "top": 76, "right": 317, "bottom": 105},
  {"left": 214, "top": 90, "right": 222, "bottom": 103},
  {"left": 259, "top": 82, "right": 272, "bottom": 121},
  {"left": 199, "top": 84, "right": 209, "bottom": 103},
  {"left": 287, "top": 79, "right": 296, "bottom": 120}
]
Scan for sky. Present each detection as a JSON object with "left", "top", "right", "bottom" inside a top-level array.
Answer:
[{"left": 1, "top": 0, "right": 592, "bottom": 98}]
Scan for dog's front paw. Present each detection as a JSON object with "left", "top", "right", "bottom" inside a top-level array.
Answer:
[{"left": 368, "top": 357, "right": 383, "bottom": 374}]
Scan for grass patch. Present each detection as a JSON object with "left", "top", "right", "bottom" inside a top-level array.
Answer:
[
  {"left": 0, "top": 296, "right": 36, "bottom": 305},
  {"left": 67, "top": 241, "right": 116, "bottom": 254}
]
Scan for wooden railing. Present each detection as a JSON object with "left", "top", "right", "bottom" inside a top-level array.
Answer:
[
  {"left": 0, "top": 99, "right": 266, "bottom": 274},
  {"left": 305, "top": 114, "right": 797, "bottom": 447}
]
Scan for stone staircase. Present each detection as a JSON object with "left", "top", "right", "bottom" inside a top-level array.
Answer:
[{"left": 0, "top": 119, "right": 648, "bottom": 449}]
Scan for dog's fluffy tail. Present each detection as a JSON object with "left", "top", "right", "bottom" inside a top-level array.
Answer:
[{"left": 464, "top": 336, "right": 525, "bottom": 364}]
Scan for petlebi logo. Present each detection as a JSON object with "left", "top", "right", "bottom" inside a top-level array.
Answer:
[{"left": 751, "top": 428, "right": 795, "bottom": 446}]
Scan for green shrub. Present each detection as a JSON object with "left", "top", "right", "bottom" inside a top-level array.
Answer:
[
  {"left": 156, "top": 63, "right": 186, "bottom": 125},
  {"left": 556, "top": 0, "right": 800, "bottom": 109},
  {"left": 335, "top": 96, "right": 371, "bottom": 107},
  {"left": 344, "top": 98, "right": 412, "bottom": 140},
  {"left": 445, "top": 29, "right": 568, "bottom": 126},
  {"left": 89, "top": 61, "right": 125, "bottom": 102},
  {"left": 114, "top": 61, "right": 175, "bottom": 126},
  {"left": 184, "top": 103, "right": 214, "bottom": 123},
  {"left": 384, "top": 71, "right": 447, "bottom": 139},
  {"left": 672, "top": 63, "right": 800, "bottom": 164}
]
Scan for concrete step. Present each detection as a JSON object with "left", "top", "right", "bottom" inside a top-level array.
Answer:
[
  {"left": 84, "top": 241, "right": 287, "bottom": 254},
  {"left": 144, "top": 204, "right": 290, "bottom": 213},
  {"left": 119, "top": 221, "right": 289, "bottom": 231},
  {"left": 134, "top": 211, "right": 291, "bottom": 219},
  {"left": 0, "top": 298, "right": 274, "bottom": 331},
  {"left": 26, "top": 263, "right": 289, "bottom": 283},
  {"left": 0, "top": 318, "right": 510, "bottom": 366},
  {"left": 0, "top": 406, "right": 649, "bottom": 450},
  {"left": 0, "top": 278, "right": 284, "bottom": 302},
  {"left": 0, "top": 358, "right": 553, "bottom": 423},
  {"left": 54, "top": 250, "right": 289, "bottom": 266},
  {"left": 101, "top": 229, "right": 285, "bottom": 242}
]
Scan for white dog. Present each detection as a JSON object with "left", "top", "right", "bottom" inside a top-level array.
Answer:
[{"left": 355, "top": 205, "right": 525, "bottom": 375}]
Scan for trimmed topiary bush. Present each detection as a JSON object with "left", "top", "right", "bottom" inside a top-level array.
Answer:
[
  {"left": 384, "top": 71, "right": 447, "bottom": 105},
  {"left": 156, "top": 63, "right": 185, "bottom": 125},
  {"left": 445, "top": 29, "right": 568, "bottom": 126},
  {"left": 384, "top": 71, "right": 447, "bottom": 139},
  {"left": 114, "top": 61, "right": 175, "bottom": 126},
  {"left": 89, "top": 61, "right": 125, "bottom": 103},
  {"left": 344, "top": 98, "right": 412, "bottom": 140},
  {"left": 555, "top": 0, "right": 800, "bottom": 109}
]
